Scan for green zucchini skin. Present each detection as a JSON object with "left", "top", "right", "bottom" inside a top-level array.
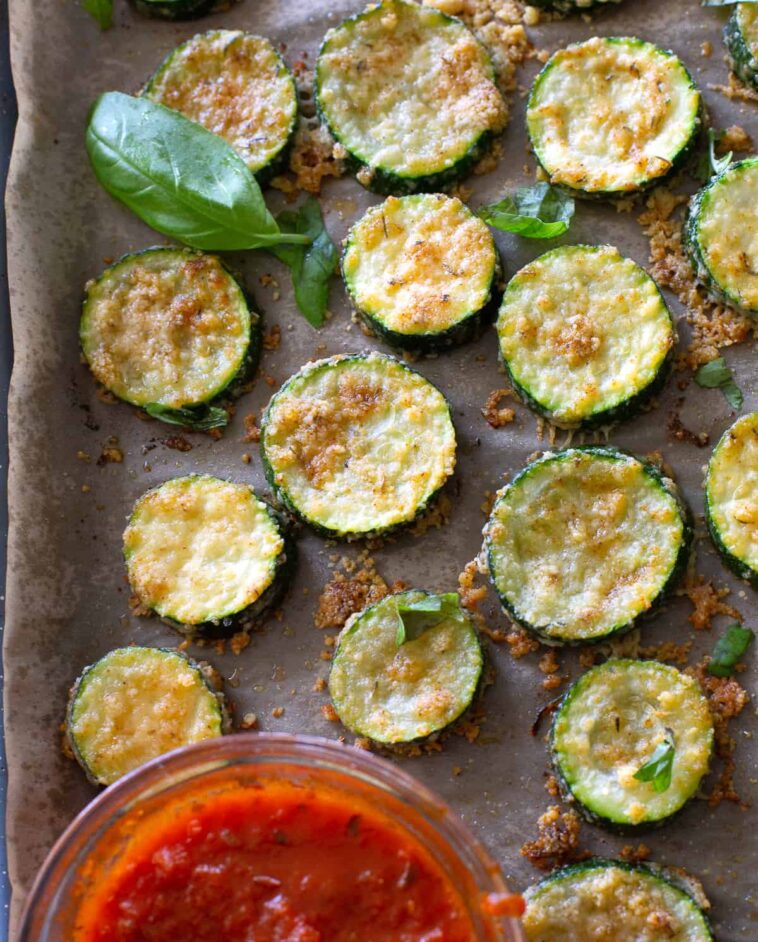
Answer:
[
  {"left": 329, "top": 590, "right": 483, "bottom": 745},
  {"left": 485, "top": 447, "right": 692, "bottom": 646},
  {"left": 550, "top": 659, "right": 713, "bottom": 830},
  {"left": 260, "top": 353, "right": 457, "bottom": 540},
  {"left": 124, "top": 476, "right": 296, "bottom": 638},
  {"left": 724, "top": 5, "right": 758, "bottom": 91},
  {"left": 496, "top": 245, "right": 675, "bottom": 429},
  {"left": 66, "top": 647, "right": 229, "bottom": 786},
  {"left": 527, "top": 37, "right": 702, "bottom": 200},
  {"left": 342, "top": 194, "right": 503, "bottom": 354},
  {"left": 523, "top": 859, "right": 713, "bottom": 942},
  {"left": 705, "top": 412, "right": 758, "bottom": 588},
  {"left": 143, "top": 30, "right": 298, "bottom": 184},
  {"left": 80, "top": 247, "right": 260, "bottom": 429},
  {"left": 315, "top": 0, "right": 506, "bottom": 196},
  {"left": 131, "top": 0, "right": 222, "bottom": 20},
  {"left": 684, "top": 158, "right": 758, "bottom": 317}
]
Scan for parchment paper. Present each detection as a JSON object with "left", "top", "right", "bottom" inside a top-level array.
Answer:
[{"left": 4, "top": 0, "right": 757, "bottom": 938}]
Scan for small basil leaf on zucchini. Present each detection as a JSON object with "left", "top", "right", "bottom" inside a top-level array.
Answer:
[
  {"left": 144, "top": 403, "right": 229, "bottom": 430},
  {"left": 633, "top": 733, "right": 675, "bottom": 793},
  {"left": 708, "top": 624, "right": 755, "bottom": 677},
  {"left": 477, "top": 184, "right": 574, "bottom": 239},
  {"left": 269, "top": 197, "right": 337, "bottom": 328},
  {"left": 82, "top": 0, "right": 113, "bottom": 28},
  {"left": 694, "top": 357, "right": 744, "bottom": 410},
  {"left": 85, "top": 93, "right": 310, "bottom": 252},
  {"left": 394, "top": 592, "right": 463, "bottom": 646}
]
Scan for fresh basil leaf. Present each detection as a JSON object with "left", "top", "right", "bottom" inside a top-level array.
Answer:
[
  {"left": 144, "top": 402, "right": 229, "bottom": 430},
  {"left": 633, "top": 733, "right": 675, "bottom": 793},
  {"left": 694, "top": 356, "right": 744, "bottom": 410},
  {"left": 394, "top": 592, "right": 463, "bottom": 646},
  {"left": 269, "top": 197, "right": 337, "bottom": 327},
  {"left": 82, "top": 0, "right": 113, "bottom": 29},
  {"left": 708, "top": 624, "right": 755, "bottom": 677},
  {"left": 86, "top": 93, "right": 310, "bottom": 252},
  {"left": 477, "top": 183, "right": 574, "bottom": 239}
]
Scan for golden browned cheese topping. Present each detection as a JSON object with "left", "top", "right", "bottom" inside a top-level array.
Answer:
[
  {"left": 81, "top": 250, "right": 250, "bottom": 408},
  {"left": 146, "top": 31, "right": 296, "bottom": 173}
]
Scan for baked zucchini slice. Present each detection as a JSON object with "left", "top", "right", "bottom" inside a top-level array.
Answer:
[
  {"left": 329, "top": 590, "right": 483, "bottom": 744},
  {"left": 124, "top": 476, "right": 293, "bottom": 636},
  {"left": 342, "top": 194, "right": 502, "bottom": 352},
  {"left": 67, "top": 647, "right": 228, "bottom": 786},
  {"left": 527, "top": 37, "right": 701, "bottom": 198},
  {"left": 260, "top": 353, "right": 456, "bottom": 539},
  {"left": 552, "top": 659, "right": 713, "bottom": 828},
  {"left": 143, "top": 30, "right": 297, "bottom": 181},
  {"left": 725, "top": 5, "right": 758, "bottom": 92},
  {"left": 485, "top": 448, "right": 691, "bottom": 644},
  {"left": 705, "top": 412, "right": 758, "bottom": 588},
  {"left": 523, "top": 860, "right": 713, "bottom": 942},
  {"left": 496, "top": 245, "right": 675, "bottom": 429},
  {"left": 685, "top": 158, "right": 758, "bottom": 317},
  {"left": 315, "top": 0, "right": 506, "bottom": 195},
  {"left": 131, "top": 0, "right": 220, "bottom": 20},
  {"left": 80, "top": 247, "right": 258, "bottom": 429}
]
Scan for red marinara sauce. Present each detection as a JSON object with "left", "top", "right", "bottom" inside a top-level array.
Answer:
[{"left": 74, "top": 781, "right": 479, "bottom": 942}]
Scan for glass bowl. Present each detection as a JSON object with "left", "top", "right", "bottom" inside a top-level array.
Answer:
[{"left": 19, "top": 733, "right": 525, "bottom": 942}]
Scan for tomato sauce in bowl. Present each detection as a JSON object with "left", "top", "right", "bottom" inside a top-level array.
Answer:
[{"left": 20, "top": 734, "right": 525, "bottom": 942}]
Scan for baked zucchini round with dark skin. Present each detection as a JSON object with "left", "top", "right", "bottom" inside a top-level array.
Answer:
[
  {"left": 706, "top": 411, "right": 758, "bottom": 588},
  {"left": 260, "top": 353, "right": 457, "bottom": 539},
  {"left": 725, "top": 5, "right": 758, "bottom": 92},
  {"left": 485, "top": 448, "right": 691, "bottom": 645},
  {"left": 551, "top": 659, "right": 713, "bottom": 828},
  {"left": 496, "top": 245, "right": 675, "bottom": 429},
  {"left": 143, "top": 30, "right": 298, "bottom": 182},
  {"left": 131, "top": 0, "right": 223, "bottom": 20},
  {"left": 329, "top": 590, "right": 483, "bottom": 745},
  {"left": 66, "top": 646, "right": 228, "bottom": 786},
  {"left": 685, "top": 158, "right": 758, "bottom": 317},
  {"left": 527, "top": 37, "right": 701, "bottom": 198},
  {"left": 523, "top": 860, "right": 713, "bottom": 942},
  {"left": 342, "top": 194, "right": 502, "bottom": 353},
  {"left": 80, "top": 247, "right": 259, "bottom": 430},
  {"left": 124, "top": 476, "right": 293, "bottom": 636},
  {"left": 315, "top": 0, "right": 506, "bottom": 195}
]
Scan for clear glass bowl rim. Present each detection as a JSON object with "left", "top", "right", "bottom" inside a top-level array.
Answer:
[{"left": 19, "top": 732, "right": 525, "bottom": 942}]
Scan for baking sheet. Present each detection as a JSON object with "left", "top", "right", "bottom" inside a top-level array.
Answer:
[{"left": 4, "top": 0, "right": 757, "bottom": 937}]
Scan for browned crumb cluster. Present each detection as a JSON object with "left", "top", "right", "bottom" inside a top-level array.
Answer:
[
  {"left": 314, "top": 553, "right": 395, "bottom": 631},
  {"left": 241, "top": 413, "right": 261, "bottom": 443},
  {"left": 482, "top": 388, "right": 516, "bottom": 428},
  {"left": 620, "top": 843, "right": 652, "bottom": 864},
  {"left": 409, "top": 493, "right": 453, "bottom": 537},
  {"left": 638, "top": 640, "right": 692, "bottom": 665},
  {"left": 538, "top": 648, "right": 564, "bottom": 691},
  {"left": 97, "top": 437, "right": 124, "bottom": 465},
  {"left": 689, "top": 661, "right": 750, "bottom": 808},
  {"left": 718, "top": 124, "right": 754, "bottom": 155},
  {"left": 638, "top": 188, "right": 755, "bottom": 368},
  {"left": 520, "top": 805, "right": 589, "bottom": 872},
  {"left": 506, "top": 626, "right": 540, "bottom": 658},
  {"left": 679, "top": 574, "right": 742, "bottom": 632},
  {"left": 710, "top": 72, "right": 758, "bottom": 105}
]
